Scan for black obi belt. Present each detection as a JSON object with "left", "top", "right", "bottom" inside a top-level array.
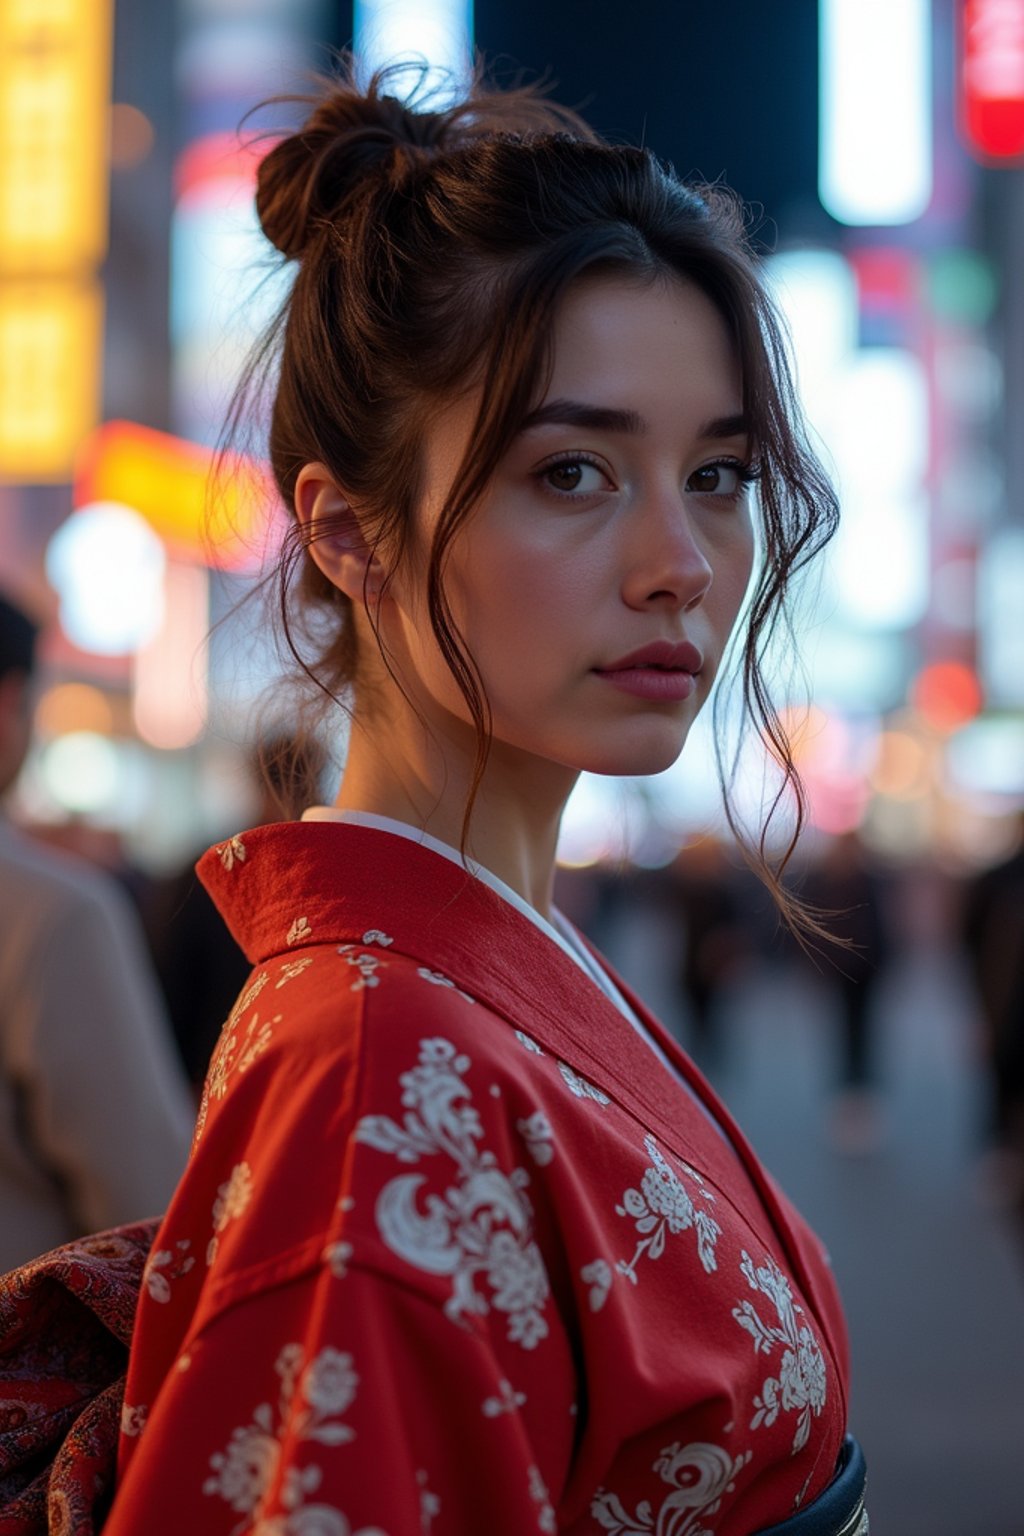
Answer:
[{"left": 754, "top": 1436, "right": 868, "bottom": 1536}]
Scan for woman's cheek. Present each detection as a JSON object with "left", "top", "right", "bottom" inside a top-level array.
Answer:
[{"left": 718, "top": 518, "right": 756, "bottom": 601}]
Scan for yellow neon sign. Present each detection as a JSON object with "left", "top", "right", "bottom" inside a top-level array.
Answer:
[
  {"left": 0, "top": 0, "right": 112, "bottom": 273},
  {"left": 0, "top": 280, "right": 102, "bottom": 481},
  {"left": 0, "top": 0, "right": 112, "bottom": 480}
]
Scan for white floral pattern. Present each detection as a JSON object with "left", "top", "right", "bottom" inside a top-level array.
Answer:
[
  {"left": 614, "top": 1136, "right": 721, "bottom": 1286},
  {"left": 203, "top": 1343, "right": 382, "bottom": 1536},
  {"left": 529, "top": 1465, "right": 556, "bottom": 1532},
  {"left": 558, "top": 1061, "right": 610, "bottom": 1106},
  {"left": 276, "top": 957, "right": 314, "bottom": 988},
  {"left": 143, "top": 1239, "right": 195, "bottom": 1303},
  {"left": 195, "top": 975, "right": 277, "bottom": 1142},
  {"left": 482, "top": 1378, "right": 527, "bottom": 1417},
  {"left": 362, "top": 929, "right": 393, "bottom": 947},
  {"left": 516, "top": 1111, "right": 554, "bottom": 1166},
  {"left": 338, "top": 945, "right": 388, "bottom": 992},
  {"left": 208, "top": 1388, "right": 282, "bottom": 1505},
  {"left": 580, "top": 1258, "right": 613, "bottom": 1313},
  {"left": 511, "top": 1027, "right": 613, "bottom": 1110},
  {"left": 228, "top": 972, "right": 271, "bottom": 1025},
  {"left": 323, "top": 1240, "right": 353, "bottom": 1278},
  {"left": 120, "top": 1401, "right": 147, "bottom": 1438},
  {"left": 216, "top": 836, "right": 247, "bottom": 871},
  {"left": 732, "top": 1251, "right": 827, "bottom": 1455},
  {"left": 417, "top": 967, "right": 476, "bottom": 1004},
  {"left": 355, "top": 1038, "right": 550, "bottom": 1350},
  {"left": 207, "top": 1162, "right": 254, "bottom": 1265},
  {"left": 417, "top": 1469, "right": 440, "bottom": 1533},
  {"left": 592, "top": 1441, "right": 751, "bottom": 1536},
  {"left": 286, "top": 916, "right": 312, "bottom": 946}
]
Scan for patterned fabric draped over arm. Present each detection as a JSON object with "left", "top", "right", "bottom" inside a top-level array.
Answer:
[{"left": 0, "top": 1221, "right": 157, "bottom": 1536}]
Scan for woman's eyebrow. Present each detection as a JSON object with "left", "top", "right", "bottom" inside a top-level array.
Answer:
[
  {"left": 518, "top": 399, "right": 750, "bottom": 442},
  {"left": 698, "top": 412, "right": 750, "bottom": 442},
  {"left": 518, "top": 399, "right": 645, "bottom": 434}
]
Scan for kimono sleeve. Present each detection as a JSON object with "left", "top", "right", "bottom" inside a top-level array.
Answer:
[{"left": 108, "top": 1261, "right": 563, "bottom": 1535}]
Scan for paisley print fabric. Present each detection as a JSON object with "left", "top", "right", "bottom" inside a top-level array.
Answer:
[{"left": 0, "top": 1221, "right": 156, "bottom": 1534}]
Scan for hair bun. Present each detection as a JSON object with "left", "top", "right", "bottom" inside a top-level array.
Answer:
[
  {"left": 254, "top": 61, "right": 596, "bottom": 261},
  {"left": 255, "top": 75, "right": 452, "bottom": 261}
]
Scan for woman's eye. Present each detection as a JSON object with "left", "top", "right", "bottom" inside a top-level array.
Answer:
[
  {"left": 688, "top": 462, "right": 744, "bottom": 496},
  {"left": 541, "top": 458, "right": 609, "bottom": 496}
]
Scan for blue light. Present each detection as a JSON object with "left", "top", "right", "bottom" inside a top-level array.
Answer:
[{"left": 354, "top": 0, "right": 474, "bottom": 102}]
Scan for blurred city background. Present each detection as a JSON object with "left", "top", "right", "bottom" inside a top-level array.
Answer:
[{"left": 1, "top": 0, "right": 1023, "bottom": 1529}]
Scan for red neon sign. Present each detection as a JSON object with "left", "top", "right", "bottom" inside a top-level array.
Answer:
[{"left": 959, "top": 0, "right": 1024, "bottom": 161}]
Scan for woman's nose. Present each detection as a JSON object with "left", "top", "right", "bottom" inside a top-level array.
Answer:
[{"left": 620, "top": 492, "right": 714, "bottom": 612}]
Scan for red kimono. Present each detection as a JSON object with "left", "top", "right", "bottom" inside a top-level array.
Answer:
[{"left": 105, "top": 821, "right": 850, "bottom": 1535}]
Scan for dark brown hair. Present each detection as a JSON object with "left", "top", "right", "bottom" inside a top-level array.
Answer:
[{"left": 230, "top": 59, "right": 839, "bottom": 942}]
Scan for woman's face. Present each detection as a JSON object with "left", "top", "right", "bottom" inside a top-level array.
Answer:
[{"left": 381, "top": 272, "right": 757, "bottom": 783}]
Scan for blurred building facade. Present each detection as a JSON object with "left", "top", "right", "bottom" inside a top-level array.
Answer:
[{"left": 0, "top": 0, "right": 1020, "bottom": 882}]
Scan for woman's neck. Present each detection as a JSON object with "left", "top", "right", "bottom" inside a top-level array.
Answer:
[{"left": 334, "top": 720, "right": 574, "bottom": 918}]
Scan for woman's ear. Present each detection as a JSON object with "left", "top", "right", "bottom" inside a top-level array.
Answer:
[{"left": 293, "top": 462, "right": 384, "bottom": 602}]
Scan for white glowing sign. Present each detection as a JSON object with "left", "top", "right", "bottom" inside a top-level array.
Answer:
[
  {"left": 829, "top": 348, "right": 930, "bottom": 630},
  {"left": 354, "top": 0, "right": 473, "bottom": 100},
  {"left": 819, "top": 0, "right": 933, "bottom": 224},
  {"left": 978, "top": 524, "right": 1024, "bottom": 704},
  {"left": 765, "top": 253, "right": 929, "bottom": 714}
]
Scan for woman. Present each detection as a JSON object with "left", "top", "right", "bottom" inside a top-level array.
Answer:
[{"left": 106, "top": 65, "right": 865, "bottom": 1535}]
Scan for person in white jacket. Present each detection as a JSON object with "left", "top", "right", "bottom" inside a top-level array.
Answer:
[{"left": 0, "top": 591, "right": 195, "bottom": 1270}]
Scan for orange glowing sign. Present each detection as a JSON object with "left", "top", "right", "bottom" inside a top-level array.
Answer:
[{"left": 73, "top": 420, "right": 280, "bottom": 569}]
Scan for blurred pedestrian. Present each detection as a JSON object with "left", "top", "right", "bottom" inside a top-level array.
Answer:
[
  {"left": 666, "top": 836, "right": 749, "bottom": 1072},
  {"left": 803, "top": 832, "right": 890, "bottom": 1154},
  {"left": 962, "top": 815, "right": 1024, "bottom": 1218},
  {"left": 98, "top": 62, "right": 863, "bottom": 1535},
  {"left": 0, "top": 592, "right": 195, "bottom": 1270}
]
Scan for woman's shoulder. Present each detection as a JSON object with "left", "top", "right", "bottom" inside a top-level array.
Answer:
[
  {"left": 189, "top": 936, "right": 555, "bottom": 1168},
  {"left": 148, "top": 938, "right": 567, "bottom": 1326}
]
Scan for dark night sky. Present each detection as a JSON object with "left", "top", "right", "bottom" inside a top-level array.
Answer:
[
  {"left": 325, "top": 0, "right": 827, "bottom": 243},
  {"left": 474, "top": 0, "right": 821, "bottom": 226}
]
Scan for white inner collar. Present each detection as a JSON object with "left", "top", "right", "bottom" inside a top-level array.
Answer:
[{"left": 298, "top": 805, "right": 727, "bottom": 1140}]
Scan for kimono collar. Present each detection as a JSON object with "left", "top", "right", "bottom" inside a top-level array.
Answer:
[
  {"left": 198, "top": 818, "right": 755, "bottom": 1176},
  {"left": 197, "top": 820, "right": 831, "bottom": 1317}
]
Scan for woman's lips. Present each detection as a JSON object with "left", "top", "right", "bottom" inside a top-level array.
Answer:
[{"left": 593, "top": 666, "right": 698, "bottom": 701}]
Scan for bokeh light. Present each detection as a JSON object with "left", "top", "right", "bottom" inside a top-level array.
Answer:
[
  {"left": 34, "top": 683, "right": 115, "bottom": 740},
  {"left": 46, "top": 501, "right": 166, "bottom": 656},
  {"left": 911, "top": 660, "right": 984, "bottom": 732},
  {"left": 38, "top": 731, "right": 121, "bottom": 815},
  {"left": 869, "top": 730, "right": 931, "bottom": 800},
  {"left": 109, "top": 103, "right": 155, "bottom": 170}
]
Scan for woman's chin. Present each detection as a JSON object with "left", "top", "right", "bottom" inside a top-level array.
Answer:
[
  {"left": 486, "top": 717, "right": 698, "bottom": 783},
  {"left": 569, "top": 728, "right": 695, "bottom": 780}
]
